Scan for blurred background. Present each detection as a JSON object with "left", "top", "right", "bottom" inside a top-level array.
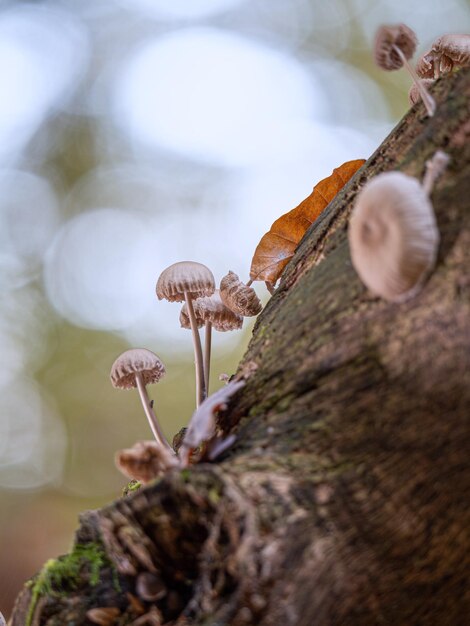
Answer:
[{"left": 0, "top": 0, "right": 469, "bottom": 617}]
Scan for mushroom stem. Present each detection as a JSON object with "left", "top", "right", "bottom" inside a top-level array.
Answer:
[
  {"left": 265, "top": 281, "right": 276, "bottom": 295},
  {"left": 422, "top": 150, "right": 450, "bottom": 195},
  {"left": 204, "top": 320, "right": 212, "bottom": 395},
  {"left": 393, "top": 44, "right": 436, "bottom": 116},
  {"left": 184, "top": 291, "right": 206, "bottom": 406},
  {"left": 135, "top": 372, "right": 172, "bottom": 450}
]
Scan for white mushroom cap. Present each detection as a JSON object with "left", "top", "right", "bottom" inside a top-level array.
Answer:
[
  {"left": 180, "top": 290, "right": 243, "bottom": 332},
  {"left": 348, "top": 172, "right": 439, "bottom": 302},
  {"left": 156, "top": 261, "right": 215, "bottom": 302},
  {"left": 374, "top": 24, "right": 417, "bottom": 70},
  {"left": 110, "top": 348, "right": 165, "bottom": 389}
]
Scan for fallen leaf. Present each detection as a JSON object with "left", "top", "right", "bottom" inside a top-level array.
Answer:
[{"left": 249, "top": 159, "right": 366, "bottom": 287}]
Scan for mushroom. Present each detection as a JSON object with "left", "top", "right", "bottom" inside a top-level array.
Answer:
[
  {"left": 156, "top": 261, "right": 215, "bottom": 406},
  {"left": 416, "top": 50, "right": 452, "bottom": 80},
  {"left": 110, "top": 348, "right": 171, "bottom": 450},
  {"left": 115, "top": 440, "right": 177, "bottom": 484},
  {"left": 374, "top": 23, "right": 436, "bottom": 117},
  {"left": 219, "top": 271, "right": 262, "bottom": 317},
  {"left": 408, "top": 79, "right": 435, "bottom": 106},
  {"left": 417, "top": 34, "right": 470, "bottom": 79},
  {"left": 180, "top": 290, "right": 242, "bottom": 393},
  {"left": 348, "top": 151, "right": 448, "bottom": 302}
]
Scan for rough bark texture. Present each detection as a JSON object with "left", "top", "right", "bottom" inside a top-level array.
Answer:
[{"left": 12, "top": 69, "right": 470, "bottom": 626}]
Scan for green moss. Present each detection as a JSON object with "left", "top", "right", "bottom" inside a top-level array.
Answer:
[
  {"left": 208, "top": 487, "right": 221, "bottom": 504},
  {"left": 122, "top": 479, "right": 142, "bottom": 496},
  {"left": 26, "top": 542, "right": 108, "bottom": 626},
  {"left": 180, "top": 468, "right": 191, "bottom": 481}
]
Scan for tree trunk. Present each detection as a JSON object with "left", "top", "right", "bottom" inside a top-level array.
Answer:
[{"left": 11, "top": 69, "right": 470, "bottom": 626}]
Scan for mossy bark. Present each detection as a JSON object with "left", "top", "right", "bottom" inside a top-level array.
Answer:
[{"left": 12, "top": 69, "right": 470, "bottom": 626}]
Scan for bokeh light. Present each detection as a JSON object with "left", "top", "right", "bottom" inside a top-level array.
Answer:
[
  {"left": 0, "top": 4, "right": 89, "bottom": 164},
  {"left": 114, "top": 28, "right": 325, "bottom": 167},
  {"left": 116, "top": 0, "right": 247, "bottom": 20}
]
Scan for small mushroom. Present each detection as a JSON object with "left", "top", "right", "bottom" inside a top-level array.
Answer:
[
  {"left": 116, "top": 440, "right": 177, "bottom": 484},
  {"left": 110, "top": 348, "right": 171, "bottom": 450},
  {"left": 416, "top": 50, "right": 452, "bottom": 80},
  {"left": 156, "top": 261, "right": 215, "bottom": 406},
  {"left": 431, "top": 34, "right": 470, "bottom": 72},
  {"left": 374, "top": 23, "right": 436, "bottom": 117},
  {"left": 179, "top": 380, "right": 245, "bottom": 466},
  {"left": 348, "top": 153, "right": 448, "bottom": 302},
  {"left": 220, "top": 271, "right": 262, "bottom": 317},
  {"left": 180, "top": 290, "right": 242, "bottom": 393}
]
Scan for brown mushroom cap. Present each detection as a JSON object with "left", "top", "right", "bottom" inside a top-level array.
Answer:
[
  {"left": 156, "top": 261, "right": 215, "bottom": 302},
  {"left": 180, "top": 290, "right": 243, "bottom": 332},
  {"left": 110, "top": 348, "right": 165, "bottom": 389},
  {"left": 115, "top": 440, "right": 177, "bottom": 483},
  {"left": 348, "top": 172, "right": 439, "bottom": 302},
  {"left": 432, "top": 34, "right": 470, "bottom": 66},
  {"left": 416, "top": 48, "right": 453, "bottom": 79},
  {"left": 220, "top": 271, "right": 262, "bottom": 317},
  {"left": 374, "top": 24, "right": 417, "bottom": 70}
]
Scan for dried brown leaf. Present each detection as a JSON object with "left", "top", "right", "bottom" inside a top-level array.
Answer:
[{"left": 249, "top": 159, "right": 365, "bottom": 286}]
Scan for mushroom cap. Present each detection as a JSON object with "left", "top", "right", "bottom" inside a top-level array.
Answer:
[
  {"left": 416, "top": 49, "right": 453, "bottom": 79},
  {"left": 220, "top": 271, "right": 262, "bottom": 317},
  {"left": 110, "top": 348, "right": 165, "bottom": 389},
  {"left": 374, "top": 24, "right": 417, "bottom": 70},
  {"left": 348, "top": 172, "right": 439, "bottom": 302},
  {"left": 156, "top": 261, "right": 215, "bottom": 302},
  {"left": 415, "top": 50, "right": 438, "bottom": 79},
  {"left": 432, "top": 34, "right": 470, "bottom": 65},
  {"left": 408, "top": 78, "right": 435, "bottom": 105},
  {"left": 115, "top": 440, "right": 177, "bottom": 483},
  {"left": 180, "top": 290, "right": 243, "bottom": 332}
]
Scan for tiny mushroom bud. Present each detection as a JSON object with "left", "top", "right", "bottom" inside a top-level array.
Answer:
[
  {"left": 348, "top": 170, "right": 441, "bottom": 302},
  {"left": 110, "top": 349, "right": 171, "bottom": 451},
  {"left": 116, "top": 440, "right": 178, "bottom": 484},
  {"left": 220, "top": 271, "right": 262, "bottom": 317},
  {"left": 374, "top": 23, "right": 436, "bottom": 117},
  {"left": 180, "top": 290, "right": 242, "bottom": 393},
  {"left": 156, "top": 261, "right": 215, "bottom": 406}
]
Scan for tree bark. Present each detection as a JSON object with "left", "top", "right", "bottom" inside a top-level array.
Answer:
[{"left": 12, "top": 69, "right": 470, "bottom": 626}]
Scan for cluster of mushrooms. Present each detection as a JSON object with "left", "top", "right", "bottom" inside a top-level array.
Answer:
[
  {"left": 109, "top": 22, "right": 459, "bottom": 486},
  {"left": 110, "top": 264, "right": 261, "bottom": 483},
  {"left": 347, "top": 23, "right": 459, "bottom": 301},
  {"left": 373, "top": 24, "right": 470, "bottom": 115}
]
